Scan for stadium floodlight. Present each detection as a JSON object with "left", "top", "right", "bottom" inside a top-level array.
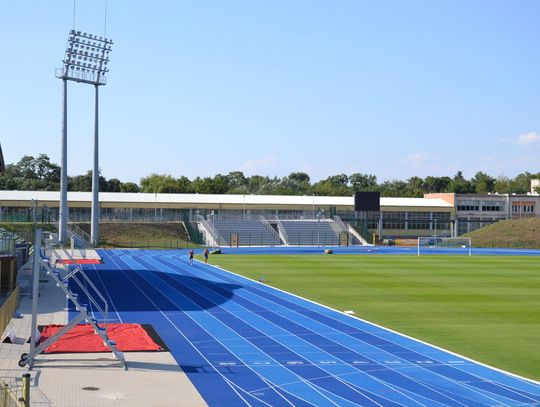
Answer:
[
  {"left": 56, "top": 29, "right": 113, "bottom": 245},
  {"left": 56, "top": 29, "right": 113, "bottom": 86}
]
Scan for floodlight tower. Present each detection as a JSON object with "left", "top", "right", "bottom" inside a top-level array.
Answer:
[{"left": 56, "top": 30, "right": 113, "bottom": 245}]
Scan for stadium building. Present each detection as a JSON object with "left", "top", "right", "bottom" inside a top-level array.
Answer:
[
  {"left": 426, "top": 192, "right": 540, "bottom": 235},
  {"left": 1, "top": 190, "right": 537, "bottom": 244},
  {"left": 0, "top": 191, "right": 456, "bottom": 243}
]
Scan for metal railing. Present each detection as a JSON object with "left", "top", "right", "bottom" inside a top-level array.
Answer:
[
  {"left": 0, "top": 374, "right": 31, "bottom": 407},
  {"left": 196, "top": 215, "right": 226, "bottom": 247},
  {"left": 275, "top": 218, "right": 289, "bottom": 246},
  {"left": 19, "top": 229, "right": 126, "bottom": 370},
  {"left": 258, "top": 216, "right": 285, "bottom": 245},
  {"left": 43, "top": 205, "right": 95, "bottom": 248},
  {"left": 43, "top": 234, "right": 109, "bottom": 330}
]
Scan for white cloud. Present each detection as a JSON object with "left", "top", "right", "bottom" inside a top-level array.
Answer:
[
  {"left": 239, "top": 155, "right": 277, "bottom": 173},
  {"left": 517, "top": 132, "right": 540, "bottom": 145}
]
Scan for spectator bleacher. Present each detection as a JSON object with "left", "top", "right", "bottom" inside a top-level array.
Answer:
[
  {"left": 280, "top": 219, "right": 340, "bottom": 246},
  {"left": 211, "top": 219, "right": 282, "bottom": 246}
]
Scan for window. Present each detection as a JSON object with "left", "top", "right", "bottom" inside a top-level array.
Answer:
[
  {"left": 382, "top": 212, "right": 406, "bottom": 229},
  {"left": 481, "top": 201, "right": 504, "bottom": 212},
  {"left": 457, "top": 200, "right": 480, "bottom": 211},
  {"left": 408, "top": 212, "right": 430, "bottom": 230}
]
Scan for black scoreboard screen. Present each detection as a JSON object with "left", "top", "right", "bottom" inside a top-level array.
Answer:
[{"left": 354, "top": 191, "right": 380, "bottom": 212}]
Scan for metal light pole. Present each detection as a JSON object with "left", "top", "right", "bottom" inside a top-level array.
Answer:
[
  {"left": 91, "top": 84, "right": 100, "bottom": 242},
  {"left": 317, "top": 210, "right": 324, "bottom": 247},
  {"left": 59, "top": 79, "right": 68, "bottom": 243},
  {"left": 210, "top": 210, "right": 215, "bottom": 250},
  {"left": 56, "top": 30, "right": 113, "bottom": 245}
]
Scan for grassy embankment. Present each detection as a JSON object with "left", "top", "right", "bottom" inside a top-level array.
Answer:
[
  {"left": 77, "top": 223, "right": 194, "bottom": 249},
  {"left": 465, "top": 218, "right": 540, "bottom": 249}
]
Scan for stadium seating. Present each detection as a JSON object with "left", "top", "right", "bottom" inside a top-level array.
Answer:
[
  {"left": 211, "top": 219, "right": 282, "bottom": 246},
  {"left": 280, "top": 219, "right": 340, "bottom": 246}
]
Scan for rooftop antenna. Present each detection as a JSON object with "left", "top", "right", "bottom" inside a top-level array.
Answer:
[
  {"left": 104, "top": 3, "right": 108, "bottom": 37},
  {"left": 72, "top": 0, "right": 76, "bottom": 30}
]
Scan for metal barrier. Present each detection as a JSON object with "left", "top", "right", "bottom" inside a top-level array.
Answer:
[{"left": 0, "top": 374, "right": 30, "bottom": 407}]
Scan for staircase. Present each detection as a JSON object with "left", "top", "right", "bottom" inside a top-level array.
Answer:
[{"left": 19, "top": 229, "right": 126, "bottom": 370}]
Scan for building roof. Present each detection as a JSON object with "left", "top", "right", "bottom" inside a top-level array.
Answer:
[{"left": 0, "top": 190, "right": 454, "bottom": 208}]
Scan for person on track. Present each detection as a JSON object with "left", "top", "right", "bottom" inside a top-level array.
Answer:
[
  {"left": 188, "top": 249, "right": 194, "bottom": 265},
  {"left": 204, "top": 248, "right": 209, "bottom": 263}
]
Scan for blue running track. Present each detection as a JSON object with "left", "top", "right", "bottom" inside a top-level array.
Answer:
[{"left": 70, "top": 249, "right": 540, "bottom": 406}]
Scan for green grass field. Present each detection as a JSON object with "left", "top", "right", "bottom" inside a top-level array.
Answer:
[{"left": 208, "top": 254, "right": 540, "bottom": 381}]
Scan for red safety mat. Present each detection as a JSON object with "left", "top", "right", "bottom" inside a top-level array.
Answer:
[
  {"left": 39, "top": 323, "right": 163, "bottom": 353},
  {"left": 56, "top": 259, "right": 102, "bottom": 265}
]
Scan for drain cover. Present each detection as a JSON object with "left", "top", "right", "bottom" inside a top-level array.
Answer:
[{"left": 82, "top": 386, "right": 100, "bottom": 391}]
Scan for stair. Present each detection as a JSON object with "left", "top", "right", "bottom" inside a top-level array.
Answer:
[{"left": 20, "top": 231, "right": 126, "bottom": 370}]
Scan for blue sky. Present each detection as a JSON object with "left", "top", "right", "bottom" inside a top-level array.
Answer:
[{"left": 1, "top": 1, "right": 539, "bottom": 183}]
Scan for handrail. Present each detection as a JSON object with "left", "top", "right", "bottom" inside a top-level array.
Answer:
[
  {"left": 46, "top": 247, "right": 107, "bottom": 325},
  {"left": 332, "top": 216, "right": 348, "bottom": 233},
  {"left": 43, "top": 233, "right": 109, "bottom": 329},
  {"left": 274, "top": 217, "right": 289, "bottom": 246},
  {"left": 22, "top": 228, "right": 126, "bottom": 370},
  {"left": 42, "top": 204, "right": 95, "bottom": 247},
  {"left": 67, "top": 222, "right": 95, "bottom": 248},
  {"left": 258, "top": 216, "right": 282, "bottom": 245},
  {"left": 195, "top": 214, "right": 225, "bottom": 246}
]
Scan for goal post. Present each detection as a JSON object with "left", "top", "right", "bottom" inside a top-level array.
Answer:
[{"left": 417, "top": 237, "right": 472, "bottom": 256}]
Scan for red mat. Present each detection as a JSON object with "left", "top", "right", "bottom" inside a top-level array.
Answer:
[
  {"left": 39, "top": 323, "right": 163, "bottom": 353},
  {"left": 56, "top": 259, "right": 102, "bottom": 265}
]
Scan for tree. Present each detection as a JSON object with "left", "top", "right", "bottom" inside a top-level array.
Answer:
[
  {"left": 69, "top": 172, "right": 92, "bottom": 191},
  {"left": 405, "top": 176, "right": 424, "bottom": 197},
  {"left": 120, "top": 182, "right": 140, "bottom": 193},
  {"left": 494, "top": 176, "right": 512, "bottom": 194},
  {"left": 280, "top": 172, "right": 311, "bottom": 195},
  {"left": 512, "top": 172, "right": 533, "bottom": 194},
  {"left": 247, "top": 175, "right": 271, "bottom": 194},
  {"left": 471, "top": 171, "right": 495, "bottom": 194},
  {"left": 68, "top": 170, "right": 107, "bottom": 192},
  {"left": 288, "top": 172, "right": 310, "bottom": 184},
  {"left": 448, "top": 171, "right": 473, "bottom": 193},
  {"left": 0, "top": 154, "right": 60, "bottom": 191},
  {"left": 379, "top": 180, "right": 407, "bottom": 197},
  {"left": 227, "top": 171, "right": 247, "bottom": 192},
  {"left": 311, "top": 174, "right": 350, "bottom": 196},
  {"left": 349, "top": 173, "right": 378, "bottom": 192},
  {"left": 424, "top": 176, "right": 451, "bottom": 193},
  {"left": 106, "top": 178, "right": 122, "bottom": 192},
  {"left": 140, "top": 174, "right": 184, "bottom": 193}
]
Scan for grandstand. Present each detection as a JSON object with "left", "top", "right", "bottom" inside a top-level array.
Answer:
[
  {"left": 280, "top": 219, "right": 340, "bottom": 246},
  {"left": 197, "top": 214, "right": 352, "bottom": 246},
  {"left": 207, "top": 218, "right": 282, "bottom": 246}
]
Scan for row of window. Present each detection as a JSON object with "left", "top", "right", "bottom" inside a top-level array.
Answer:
[
  {"left": 512, "top": 205, "right": 535, "bottom": 213},
  {"left": 457, "top": 200, "right": 506, "bottom": 212},
  {"left": 457, "top": 205, "right": 504, "bottom": 212}
]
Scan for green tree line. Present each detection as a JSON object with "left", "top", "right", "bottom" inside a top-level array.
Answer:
[{"left": 1, "top": 154, "right": 539, "bottom": 197}]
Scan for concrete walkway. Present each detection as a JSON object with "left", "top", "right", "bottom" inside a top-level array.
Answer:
[{"left": 0, "top": 274, "right": 206, "bottom": 406}]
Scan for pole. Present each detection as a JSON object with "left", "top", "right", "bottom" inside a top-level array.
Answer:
[
  {"left": 59, "top": 79, "right": 68, "bottom": 244},
  {"left": 91, "top": 85, "right": 100, "bottom": 246},
  {"left": 154, "top": 193, "right": 157, "bottom": 222},
  {"left": 29, "top": 229, "right": 42, "bottom": 369},
  {"left": 21, "top": 373, "right": 31, "bottom": 407}
]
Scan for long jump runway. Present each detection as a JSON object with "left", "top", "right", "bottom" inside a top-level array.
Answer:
[{"left": 71, "top": 249, "right": 540, "bottom": 406}]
